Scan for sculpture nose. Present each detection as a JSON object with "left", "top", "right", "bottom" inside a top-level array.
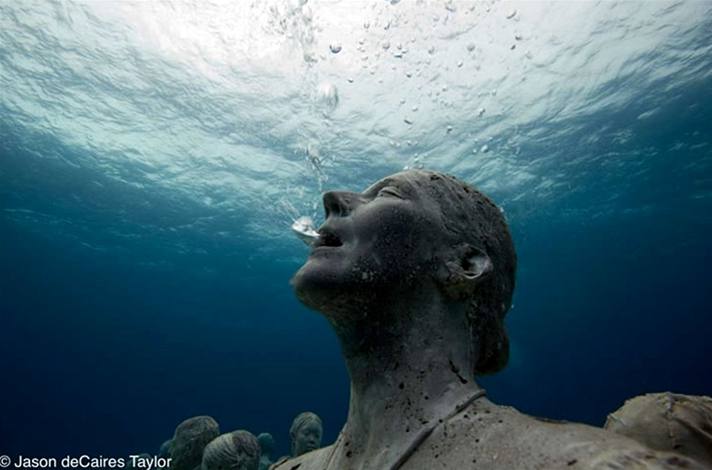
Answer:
[{"left": 323, "top": 191, "right": 358, "bottom": 218}]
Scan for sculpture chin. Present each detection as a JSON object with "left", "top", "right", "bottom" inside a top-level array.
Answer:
[
  {"left": 291, "top": 258, "right": 342, "bottom": 312},
  {"left": 291, "top": 256, "right": 383, "bottom": 320}
]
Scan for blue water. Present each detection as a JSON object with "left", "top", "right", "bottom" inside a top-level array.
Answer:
[{"left": 1, "top": 0, "right": 711, "bottom": 461}]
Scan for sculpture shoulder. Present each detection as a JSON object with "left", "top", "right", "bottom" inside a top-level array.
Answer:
[
  {"left": 269, "top": 446, "right": 334, "bottom": 470},
  {"left": 405, "top": 399, "right": 706, "bottom": 469}
]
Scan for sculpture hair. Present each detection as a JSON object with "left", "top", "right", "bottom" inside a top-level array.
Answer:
[
  {"left": 201, "top": 430, "right": 260, "bottom": 470},
  {"left": 407, "top": 170, "right": 517, "bottom": 375}
]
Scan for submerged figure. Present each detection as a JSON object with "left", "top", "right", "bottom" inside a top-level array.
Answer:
[
  {"left": 257, "top": 433, "right": 276, "bottom": 470},
  {"left": 274, "top": 170, "right": 704, "bottom": 469},
  {"left": 605, "top": 393, "right": 712, "bottom": 467},
  {"left": 158, "top": 439, "right": 172, "bottom": 459},
  {"left": 171, "top": 416, "right": 220, "bottom": 470},
  {"left": 201, "top": 430, "right": 261, "bottom": 470},
  {"left": 290, "top": 412, "right": 323, "bottom": 457}
]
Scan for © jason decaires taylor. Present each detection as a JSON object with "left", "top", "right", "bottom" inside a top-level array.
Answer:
[{"left": 3, "top": 455, "right": 170, "bottom": 469}]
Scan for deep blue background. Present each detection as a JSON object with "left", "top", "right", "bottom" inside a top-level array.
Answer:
[{"left": 1, "top": 162, "right": 710, "bottom": 458}]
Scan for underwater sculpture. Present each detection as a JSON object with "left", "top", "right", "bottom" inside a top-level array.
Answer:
[
  {"left": 257, "top": 432, "right": 276, "bottom": 470},
  {"left": 290, "top": 412, "right": 324, "bottom": 457},
  {"left": 201, "top": 430, "right": 261, "bottom": 470},
  {"left": 274, "top": 169, "right": 705, "bottom": 469},
  {"left": 158, "top": 439, "right": 172, "bottom": 459},
  {"left": 170, "top": 415, "right": 220, "bottom": 470},
  {"left": 605, "top": 393, "right": 712, "bottom": 467}
]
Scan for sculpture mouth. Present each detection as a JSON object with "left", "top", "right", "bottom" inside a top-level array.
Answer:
[{"left": 313, "top": 227, "right": 343, "bottom": 249}]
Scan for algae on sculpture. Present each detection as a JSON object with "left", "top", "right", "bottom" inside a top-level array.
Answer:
[{"left": 274, "top": 170, "right": 705, "bottom": 469}]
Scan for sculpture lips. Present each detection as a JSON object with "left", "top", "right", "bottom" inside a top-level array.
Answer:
[{"left": 313, "top": 227, "right": 343, "bottom": 249}]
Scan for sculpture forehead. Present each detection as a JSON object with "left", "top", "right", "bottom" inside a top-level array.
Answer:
[
  {"left": 291, "top": 413, "right": 323, "bottom": 435},
  {"left": 300, "top": 421, "right": 322, "bottom": 432}
]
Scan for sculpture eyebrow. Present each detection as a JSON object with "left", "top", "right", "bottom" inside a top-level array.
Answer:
[
  {"left": 363, "top": 178, "right": 406, "bottom": 196},
  {"left": 363, "top": 179, "right": 396, "bottom": 196}
]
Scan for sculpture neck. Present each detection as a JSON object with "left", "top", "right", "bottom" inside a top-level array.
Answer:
[{"left": 329, "top": 288, "right": 483, "bottom": 469}]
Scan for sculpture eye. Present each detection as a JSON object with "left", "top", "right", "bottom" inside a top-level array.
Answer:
[{"left": 377, "top": 187, "right": 403, "bottom": 199}]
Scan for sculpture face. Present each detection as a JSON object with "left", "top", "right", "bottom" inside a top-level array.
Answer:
[
  {"left": 292, "top": 172, "right": 444, "bottom": 316},
  {"left": 293, "top": 420, "right": 323, "bottom": 456}
]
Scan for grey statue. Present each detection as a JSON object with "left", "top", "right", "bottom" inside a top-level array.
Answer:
[
  {"left": 158, "top": 439, "right": 172, "bottom": 459},
  {"left": 272, "top": 170, "right": 705, "bottom": 469},
  {"left": 605, "top": 392, "right": 712, "bottom": 467},
  {"left": 257, "top": 432, "right": 276, "bottom": 470},
  {"left": 170, "top": 415, "right": 220, "bottom": 470},
  {"left": 290, "top": 412, "right": 323, "bottom": 457},
  {"left": 201, "top": 430, "right": 261, "bottom": 470}
]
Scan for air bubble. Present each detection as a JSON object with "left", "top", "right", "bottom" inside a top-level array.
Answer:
[
  {"left": 480, "top": 144, "right": 489, "bottom": 153},
  {"left": 506, "top": 9, "right": 517, "bottom": 19},
  {"left": 317, "top": 82, "right": 339, "bottom": 111},
  {"left": 478, "top": 108, "right": 485, "bottom": 117},
  {"left": 329, "top": 43, "right": 342, "bottom": 54}
]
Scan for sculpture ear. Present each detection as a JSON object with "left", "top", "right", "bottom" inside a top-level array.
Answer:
[{"left": 438, "top": 244, "right": 492, "bottom": 299}]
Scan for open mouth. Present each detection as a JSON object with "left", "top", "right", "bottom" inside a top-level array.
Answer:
[{"left": 313, "top": 228, "right": 343, "bottom": 249}]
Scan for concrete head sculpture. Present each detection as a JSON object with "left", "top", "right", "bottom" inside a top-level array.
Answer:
[
  {"left": 256, "top": 432, "right": 275, "bottom": 470},
  {"left": 292, "top": 169, "right": 516, "bottom": 375},
  {"left": 281, "top": 170, "right": 703, "bottom": 469},
  {"left": 158, "top": 439, "right": 172, "bottom": 459},
  {"left": 170, "top": 416, "right": 220, "bottom": 470},
  {"left": 201, "top": 430, "right": 261, "bottom": 470},
  {"left": 289, "top": 170, "right": 516, "bottom": 468},
  {"left": 289, "top": 412, "right": 323, "bottom": 457}
]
